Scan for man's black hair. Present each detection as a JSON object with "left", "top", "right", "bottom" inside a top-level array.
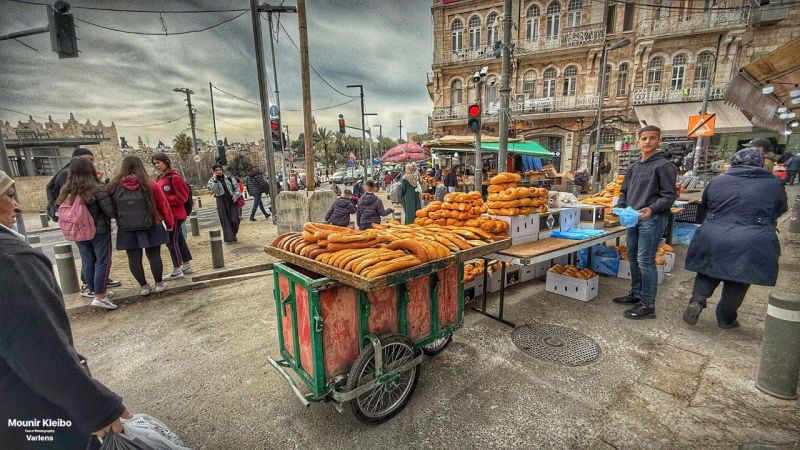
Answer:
[
  {"left": 638, "top": 125, "right": 661, "bottom": 136},
  {"left": 71, "top": 148, "right": 93, "bottom": 157}
]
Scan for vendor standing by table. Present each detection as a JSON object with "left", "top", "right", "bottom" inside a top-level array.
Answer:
[{"left": 613, "top": 125, "right": 677, "bottom": 320}]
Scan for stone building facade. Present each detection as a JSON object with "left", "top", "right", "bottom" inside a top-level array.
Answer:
[{"left": 428, "top": 0, "right": 800, "bottom": 174}]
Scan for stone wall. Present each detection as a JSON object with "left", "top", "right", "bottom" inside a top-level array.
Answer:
[{"left": 14, "top": 176, "right": 52, "bottom": 212}]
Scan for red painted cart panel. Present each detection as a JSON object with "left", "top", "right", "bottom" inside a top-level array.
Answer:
[
  {"left": 367, "top": 287, "right": 398, "bottom": 336},
  {"left": 320, "top": 286, "right": 360, "bottom": 378},
  {"left": 278, "top": 275, "right": 294, "bottom": 358},
  {"left": 295, "top": 286, "right": 314, "bottom": 378},
  {"left": 438, "top": 266, "right": 459, "bottom": 327},
  {"left": 406, "top": 276, "right": 431, "bottom": 341}
]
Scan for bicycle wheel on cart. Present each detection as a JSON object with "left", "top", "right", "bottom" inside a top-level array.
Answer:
[
  {"left": 345, "top": 334, "right": 421, "bottom": 425},
  {"left": 420, "top": 333, "right": 453, "bottom": 356}
]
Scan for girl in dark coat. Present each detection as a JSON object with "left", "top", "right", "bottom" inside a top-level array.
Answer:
[
  {"left": 325, "top": 189, "right": 357, "bottom": 227},
  {"left": 57, "top": 158, "right": 117, "bottom": 309},
  {"left": 683, "top": 148, "right": 788, "bottom": 328},
  {"left": 207, "top": 165, "right": 242, "bottom": 243},
  {"left": 356, "top": 180, "right": 393, "bottom": 230}
]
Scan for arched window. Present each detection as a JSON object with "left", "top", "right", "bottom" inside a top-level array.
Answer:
[
  {"left": 523, "top": 70, "right": 537, "bottom": 96},
  {"left": 543, "top": 67, "right": 557, "bottom": 98},
  {"left": 671, "top": 54, "right": 687, "bottom": 89},
  {"left": 487, "top": 12, "right": 499, "bottom": 46},
  {"left": 616, "top": 63, "right": 629, "bottom": 97},
  {"left": 563, "top": 65, "right": 578, "bottom": 96},
  {"left": 451, "top": 19, "right": 463, "bottom": 52},
  {"left": 487, "top": 76, "right": 498, "bottom": 103},
  {"left": 546, "top": 2, "right": 561, "bottom": 40},
  {"left": 694, "top": 51, "right": 714, "bottom": 87},
  {"left": 526, "top": 6, "right": 540, "bottom": 41},
  {"left": 647, "top": 56, "right": 664, "bottom": 90},
  {"left": 602, "top": 64, "right": 612, "bottom": 98},
  {"left": 468, "top": 16, "right": 481, "bottom": 50},
  {"left": 450, "top": 79, "right": 463, "bottom": 105},
  {"left": 567, "top": 0, "right": 582, "bottom": 27}
]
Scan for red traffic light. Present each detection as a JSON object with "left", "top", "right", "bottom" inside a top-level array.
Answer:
[
  {"left": 270, "top": 121, "right": 279, "bottom": 131},
  {"left": 468, "top": 104, "right": 481, "bottom": 117}
]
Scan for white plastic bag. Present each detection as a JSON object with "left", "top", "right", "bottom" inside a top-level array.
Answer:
[{"left": 120, "top": 414, "right": 191, "bottom": 450}]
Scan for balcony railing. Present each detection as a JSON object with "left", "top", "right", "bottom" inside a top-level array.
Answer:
[
  {"left": 638, "top": 8, "right": 750, "bottom": 37},
  {"left": 631, "top": 83, "right": 727, "bottom": 105},
  {"left": 432, "top": 94, "right": 599, "bottom": 121}
]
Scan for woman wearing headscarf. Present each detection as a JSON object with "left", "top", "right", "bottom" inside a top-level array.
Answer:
[
  {"left": 207, "top": 164, "right": 242, "bottom": 243},
  {"left": 400, "top": 163, "right": 421, "bottom": 224},
  {"left": 682, "top": 148, "right": 787, "bottom": 329}
]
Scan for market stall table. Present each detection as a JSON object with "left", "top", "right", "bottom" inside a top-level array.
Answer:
[{"left": 471, "top": 226, "right": 627, "bottom": 327}]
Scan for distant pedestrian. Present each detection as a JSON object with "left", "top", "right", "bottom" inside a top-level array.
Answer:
[
  {"left": 612, "top": 125, "right": 677, "bottom": 320},
  {"left": 0, "top": 169, "right": 132, "bottom": 450},
  {"left": 245, "top": 166, "right": 271, "bottom": 221},
  {"left": 356, "top": 180, "right": 393, "bottom": 230},
  {"left": 682, "top": 149, "right": 788, "bottom": 329},
  {"left": 383, "top": 171, "right": 393, "bottom": 191},
  {"left": 109, "top": 156, "right": 174, "bottom": 295},
  {"left": 353, "top": 180, "right": 365, "bottom": 198},
  {"left": 443, "top": 167, "right": 458, "bottom": 193},
  {"left": 151, "top": 153, "right": 193, "bottom": 280},
  {"left": 400, "top": 163, "right": 421, "bottom": 224},
  {"left": 325, "top": 188, "right": 357, "bottom": 227},
  {"left": 743, "top": 138, "right": 777, "bottom": 172},
  {"left": 786, "top": 154, "right": 800, "bottom": 185},
  {"left": 207, "top": 164, "right": 241, "bottom": 244},
  {"left": 57, "top": 158, "right": 117, "bottom": 309}
]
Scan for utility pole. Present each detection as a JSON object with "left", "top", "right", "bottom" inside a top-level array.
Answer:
[
  {"left": 497, "top": 0, "right": 512, "bottom": 171},
  {"left": 249, "top": 0, "right": 279, "bottom": 208},
  {"left": 347, "top": 84, "right": 368, "bottom": 181},
  {"left": 282, "top": 124, "right": 290, "bottom": 189},
  {"left": 398, "top": 120, "right": 403, "bottom": 141},
  {"left": 209, "top": 82, "right": 219, "bottom": 145},
  {"left": 173, "top": 87, "right": 201, "bottom": 185},
  {"left": 0, "top": 132, "right": 25, "bottom": 235},
  {"left": 692, "top": 37, "right": 721, "bottom": 179},
  {"left": 297, "top": 0, "right": 315, "bottom": 192}
]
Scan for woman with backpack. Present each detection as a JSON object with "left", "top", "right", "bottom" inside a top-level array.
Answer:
[
  {"left": 207, "top": 164, "right": 242, "bottom": 244},
  {"left": 151, "top": 153, "right": 193, "bottom": 280},
  {"left": 109, "top": 156, "right": 174, "bottom": 295},
  {"left": 57, "top": 157, "right": 117, "bottom": 309}
]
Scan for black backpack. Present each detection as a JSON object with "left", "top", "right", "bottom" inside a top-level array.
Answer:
[
  {"left": 168, "top": 174, "right": 193, "bottom": 216},
  {"left": 114, "top": 188, "right": 154, "bottom": 231}
]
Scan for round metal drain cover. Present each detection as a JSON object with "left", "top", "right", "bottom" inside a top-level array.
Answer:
[{"left": 512, "top": 323, "right": 601, "bottom": 367}]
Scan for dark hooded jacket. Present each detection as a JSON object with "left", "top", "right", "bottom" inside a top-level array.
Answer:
[
  {"left": 617, "top": 152, "right": 677, "bottom": 216},
  {"left": 356, "top": 192, "right": 392, "bottom": 230},
  {"left": 685, "top": 165, "right": 787, "bottom": 286},
  {"left": 325, "top": 197, "right": 356, "bottom": 227}
]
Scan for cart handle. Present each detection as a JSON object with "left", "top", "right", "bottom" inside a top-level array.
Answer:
[
  {"left": 313, "top": 308, "right": 323, "bottom": 332},
  {"left": 281, "top": 297, "right": 294, "bottom": 318},
  {"left": 267, "top": 357, "right": 311, "bottom": 408}
]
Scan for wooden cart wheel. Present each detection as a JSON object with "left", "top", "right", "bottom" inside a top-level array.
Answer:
[
  {"left": 420, "top": 333, "right": 453, "bottom": 356},
  {"left": 346, "top": 334, "right": 421, "bottom": 425}
]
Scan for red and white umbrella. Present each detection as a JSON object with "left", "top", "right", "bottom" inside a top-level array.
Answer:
[{"left": 381, "top": 143, "right": 429, "bottom": 163}]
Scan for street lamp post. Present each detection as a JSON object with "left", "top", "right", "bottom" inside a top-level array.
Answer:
[
  {"left": 591, "top": 37, "right": 630, "bottom": 193},
  {"left": 346, "top": 84, "right": 370, "bottom": 181},
  {"left": 173, "top": 87, "right": 202, "bottom": 185}
]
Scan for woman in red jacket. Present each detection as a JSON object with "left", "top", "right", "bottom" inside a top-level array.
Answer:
[
  {"left": 151, "top": 153, "right": 193, "bottom": 280},
  {"left": 109, "top": 156, "right": 174, "bottom": 295}
]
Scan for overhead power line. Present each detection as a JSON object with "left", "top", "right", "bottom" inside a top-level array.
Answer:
[
  {"left": 212, "top": 84, "right": 359, "bottom": 111},
  {"left": 115, "top": 115, "right": 188, "bottom": 128},
  {"left": 73, "top": 11, "right": 249, "bottom": 36},
  {"left": 612, "top": 0, "right": 799, "bottom": 12},
  {"left": 9, "top": 0, "right": 248, "bottom": 13}
]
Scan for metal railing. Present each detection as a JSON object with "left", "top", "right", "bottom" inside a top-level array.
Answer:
[
  {"left": 638, "top": 8, "right": 750, "bottom": 37},
  {"left": 631, "top": 83, "right": 727, "bottom": 105},
  {"left": 432, "top": 94, "right": 599, "bottom": 121}
]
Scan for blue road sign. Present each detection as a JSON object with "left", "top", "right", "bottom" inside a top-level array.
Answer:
[{"left": 269, "top": 105, "right": 279, "bottom": 117}]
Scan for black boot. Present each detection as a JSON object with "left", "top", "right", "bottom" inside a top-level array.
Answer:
[
  {"left": 613, "top": 293, "right": 639, "bottom": 304},
  {"left": 624, "top": 303, "right": 656, "bottom": 319},
  {"left": 683, "top": 302, "right": 703, "bottom": 325}
]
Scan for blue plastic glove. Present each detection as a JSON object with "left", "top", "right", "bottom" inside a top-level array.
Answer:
[{"left": 612, "top": 206, "right": 641, "bottom": 228}]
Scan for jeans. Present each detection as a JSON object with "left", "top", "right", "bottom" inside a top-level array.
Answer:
[
  {"left": 690, "top": 272, "right": 750, "bottom": 326},
  {"left": 250, "top": 194, "right": 271, "bottom": 219},
  {"left": 75, "top": 232, "right": 112, "bottom": 294},
  {"left": 626, "top": 213, "right": 668, "bottom": 305},
  {"left": 167, "top": 220, "right": 192, "bottom": 268}
]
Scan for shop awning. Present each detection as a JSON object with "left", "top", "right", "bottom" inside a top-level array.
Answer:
[
  {"left": 633, "top": 100, "right": 753, "bottom": 137},
  {"left": 479, "top": 141, "right": 554, "bottom": 158}
]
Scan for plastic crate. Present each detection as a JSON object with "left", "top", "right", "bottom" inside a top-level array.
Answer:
[{"left": 675, "top": 202, "right": 706, "bottom": 224}]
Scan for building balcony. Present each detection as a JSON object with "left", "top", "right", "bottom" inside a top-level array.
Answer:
[
  {"left": 631, "top": 83, "right": 727, "bottom": 105},
  {"left": 638, "top": 8, "right": 750, "bottom": 38},
  {"left": 432, "top": 94, "right": 599, "bottom": 122}
]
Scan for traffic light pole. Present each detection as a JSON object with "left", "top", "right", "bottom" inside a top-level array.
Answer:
[
  {"left": 474, "top": 80, "right": 484, "bottom": 192},
  {"left": 174, "top": 88, "right": 202, "bottom": 185},
  {"left": 263, "top": 6, "right": 295, "bottom": 182},
  {"left": 347, "top": 84, "right": 368, "bottom": 181},
  {"left": 209, "top": 82, "right": 219, "bottom": 145},
  {"left": 497, "top": 0, "right": 512, "bottom": 171}
]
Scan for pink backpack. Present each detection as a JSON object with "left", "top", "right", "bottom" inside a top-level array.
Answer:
[{"left": 58, "top": 195, "right": 96, "bottom": 241}]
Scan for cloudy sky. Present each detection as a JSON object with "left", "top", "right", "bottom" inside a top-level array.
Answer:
[{"left": 0, "top": 0, "right": 434, "bottom": 145}]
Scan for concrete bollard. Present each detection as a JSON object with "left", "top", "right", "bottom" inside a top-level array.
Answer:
[
  {"left": 756, "top": 292, "right": 800, "bottom": 400},
  {"left": 392, "top": 211, "right": 402, "bottom": 222},
  {"left": 190, "top": 212, "right": 200, "bottom": 237},
  {"left": 39, "top": 213, "right": 49, "bottom": 228},
  {"left": 789, "top": 194, "right": 799, "bottom": 234},
  {"left": 27, "top": 235, "right": 40, "bottom": 245},
  {"left": 209, "top": 230, "right": 224, "bottom": 268},
  {"left": 54, "top": 243, "right": 80, "bottom": 294},
  {"left": 196, "top": 196, "right": 202, "bottom": 208}
]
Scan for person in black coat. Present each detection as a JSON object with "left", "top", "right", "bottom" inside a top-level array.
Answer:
[
  {"left": 682, "top": 148, "right": 788, "bottom": 328},
  {"left": 786, "top": 154, "right": 800, "bottom": 186},
  {"left": 0, "top": 171, "right": 131, "bottom": 449},
  {"left": 325, "top": 189, "right": 357, "bottom": 227},
  {"left": 245, "top": 167, "right": 271, "bottom": 221},
  {"left": 356, "top": 180, "right": 393, "bottom": 230}
]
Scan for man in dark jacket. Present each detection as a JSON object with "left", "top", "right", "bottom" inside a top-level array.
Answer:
[
  {"left": 0, "top": 171, "right": 131, "bottom": 449},
  {"left": 325, "top": 189, "right": 357, "bottom": 227},
  {"left": 613, "top": 125, "right": 677, "bottom": 320},
  {"left": 682, "top": 149, "right": 787, "bottom": 328},
  {"left": 245, "top": 167, "right": 271, "bottom": 221},
  {"left": 786, "top": 154, "right": 800, "bottom": 185}
]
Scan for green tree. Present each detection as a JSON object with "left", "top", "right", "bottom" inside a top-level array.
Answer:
[
  {"left": 227, "top": 153, "right": 253, "bottom": 179},
  {"left": 313, "top": 127, "right": 336, "bottom": 173},
  {"left": 173, "top": 133, "right": 193, "bottom": 163}
]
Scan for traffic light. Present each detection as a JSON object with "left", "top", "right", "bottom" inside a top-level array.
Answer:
[
  {"left": 270, "top": 120, "right": 282, "bottom": 152},
  {"left": 467, "top": 104, "right": 481, "bottom": 132},
  {"left": 216, "top": 140, "right": 227, "bottom": 166},
  {"left": 338, "top": 114, "right": 345, "bottom": 134},
  {"left": 48, "top": 2, "right": 78, "bottom": 59}
]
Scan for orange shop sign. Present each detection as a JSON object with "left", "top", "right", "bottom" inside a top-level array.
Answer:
[{"left": 687, "top": 114, "right": 716, "bottom": 137}]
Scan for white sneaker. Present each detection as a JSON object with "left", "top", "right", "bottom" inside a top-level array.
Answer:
[
  {"left": 153, "top": 282, "right": 167, "bottom": 293},
  {"left": 140, "top": 285, "right": 151, "bottom": 296},
  {"left": 91, "top": 298, "right": 117, "bottom": 310},
  {"left": 163, "top": 270, "right": 185, "bottom": 281},
  {"left": 80, "top": 285, "right": 94, "bottom": 298},
  {"left": 181, "top": 264, "right": 193, "bottom": 274}
]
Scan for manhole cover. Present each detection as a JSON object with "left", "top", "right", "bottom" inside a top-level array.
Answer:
[
  {"left": 512, "top": 323, "right": 601, "bottom": 367},
  {"left": 230, "top": 245, "right": 264, "bottom": 256}
]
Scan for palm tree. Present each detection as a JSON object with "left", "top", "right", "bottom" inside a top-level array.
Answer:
[
  {"left": 173, "top": 133, "right": 193, "bottom": 163},
  {"left": 313, "top": 127, "right": 335, "bottom": 174}
]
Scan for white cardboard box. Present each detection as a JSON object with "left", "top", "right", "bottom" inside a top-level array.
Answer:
[
  {"left": 488, "top": 214, "right": 539, "bottom": 245},
  {"left": 536, "top": 211, "right": 560, "bottom": 239},
  {"left": 578, "top": 204, "right": 606, "bottom": 229},
  {"left": 487, "top": 266, "right": 520, "bottom": 293},
  {"left": 617, "top": 259, "right": 665, "bottom": 284},
  {"left": 545, "top": 271, "right": 600, "bottom": 302},
  {"left": 464, "top": 277, "right": 485, "bottom": 300},
  {"left": 556, "top": 206, "right": 581, "bottom": 231},
  {"left": 663, "top": 252, "right": 675, "bottom": 273}
]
